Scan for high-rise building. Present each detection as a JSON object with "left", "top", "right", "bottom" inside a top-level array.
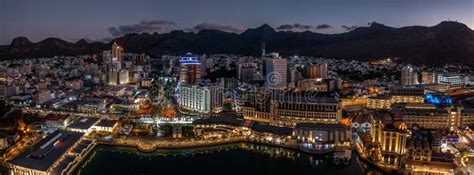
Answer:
[
  {"left": 118, "top": 69, "right": 129, "bottom": 85},
  {"left": 107, "top": 71, "right": 118, "bottom": 85},
  {"left": 104, "top": 43, "right": 129, "bottom": 86},
  {"left": 111, "top": 42, "right": 123, "bottom": 63},
  {"left": 265, "top": 58, "right": 288, "bottom": 89},
  {"left": 178, "top": 83, "right": 224, "bottom": 113},
  {"left": 179, "top": 56, "right": 202, "bottom": 84},
  {"left": 307, "top": 64, "right": 328, "bottom": 79},
  {"left": 237, "top": 63, "right": 257, "bottom": 83},
  {"left": 401, "top": 65, "right": 417, "bottom": 85}
]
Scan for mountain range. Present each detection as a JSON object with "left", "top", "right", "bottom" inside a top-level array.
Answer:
[{"left": 1, "top": 21, "right": 473, "bottom": 66}]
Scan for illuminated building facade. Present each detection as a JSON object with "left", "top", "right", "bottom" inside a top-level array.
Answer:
[
  {"left": 179, "top": 56, "right": 202, "bottom": 84},
  {"left": 437, "top": 73, "right": 465, "bottom": 84},
  {"left": 401, "top": 65, "right": 417, "bottom": 85},
  {"left": 307, "top": 64, "right": 328, "bottom": 79},
  {"left": 367, "top": 86, "right": 425, "bottom": 109},
  {"left": 394, "top": 104, "right": 468, "bottom": 130},
  {"left": 354, "top": 116, "right": 409, "bottom": 170},
  {"left": 242, "top": 91, "right": 341, "bottom": 126},
  {"left": 425, "top": 93, "right": 453, "bottom": 104},
  {"left": 178, "top": 83, "right": 224, "bottom": 113},
  {"left": 293, "top": 123, "right": 351, "bottom": 149},
  {"left": 104, "top": 42, "right": 129, "bottom": 85},
  {"left": 8, "top": 130, "right": 94, "bottom": 175},
  {"left": 404, "top": 136, "right": 458, "bottom": 174},
  {"left": 297, "top": 79, "right": 328, "bottom": 92}
]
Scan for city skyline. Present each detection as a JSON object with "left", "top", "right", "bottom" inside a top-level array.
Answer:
[
  {"left": 1, "top": 1, "right": 474, "bottom": 175},
  {"left": 1, "top": 0, "right": 473, "bottom": 44}
]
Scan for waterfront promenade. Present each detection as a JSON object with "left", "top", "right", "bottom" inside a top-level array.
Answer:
[{"left": 96, "top": 136, "right": 299, "bottom": 152}]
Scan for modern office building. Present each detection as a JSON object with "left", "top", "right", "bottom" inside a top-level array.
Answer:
[{"left": 265, "top": 58, "right": 288, "bottom": 89}]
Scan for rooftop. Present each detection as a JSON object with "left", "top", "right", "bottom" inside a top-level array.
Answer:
[
  {"left": 193, "top": 117, "right": 243, "bottom": 127},
  {"left": 295, "top": 123, "right": 347, "bottom": 131},
  {"left": 8, "top": 130, "right": 84, "bottom": 172},
  {"left": 67, "top": 117, "right": 99, "bottom": 130},
  {"left": 95, "top": 119, "right": 118, "bottom": 128}
]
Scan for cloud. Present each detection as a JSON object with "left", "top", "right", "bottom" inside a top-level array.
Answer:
[
  {"left": 186, "top": 23, "right": 244, "bottom": 33},
  {"left": 316, "top": 24, "right": 331, "bottom": 30},
  {"left": 341, "top": 25, "right": 358, "bottom": 31},
  {"left": 276, "top": 23, "right": 331, "bottom": 31},
  {"left": 107, "top": 20, "right": 176, "bottom": 36}
]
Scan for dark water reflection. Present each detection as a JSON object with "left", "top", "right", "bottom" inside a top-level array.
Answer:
[{"left": 74, "top": 143, "right": 383, "bottom": 175}]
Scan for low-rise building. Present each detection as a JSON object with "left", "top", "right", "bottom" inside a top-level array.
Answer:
[
  {"left": 8, "top": 130, "right": 88, "bottom": 175},
  {"left": 67, "top": 117, "right": 100, "bottom": 134},
  {"left": 242, "top": 91, "right": 341, "bottom": 126},
  {"left": 92, "top": 119, "right": 118, "bottom": 132},
  {"left": 294, "top": 123, "right": 352, "bottom": 151},
  {"left": 77, "top": 98, "right": 106, "bottom": 114}
]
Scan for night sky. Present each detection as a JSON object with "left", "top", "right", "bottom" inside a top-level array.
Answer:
[{"left": 1, "top": 0, "right": 473, "bottom": 44}]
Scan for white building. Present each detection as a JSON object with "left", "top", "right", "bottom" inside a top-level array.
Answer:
[{"left": 178, "top": 83, "right": 224, "bottom": 113}]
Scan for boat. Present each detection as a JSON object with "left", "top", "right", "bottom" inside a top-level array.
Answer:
[{"left": 333, "top": 149, "right": 351, "bottom": 165}]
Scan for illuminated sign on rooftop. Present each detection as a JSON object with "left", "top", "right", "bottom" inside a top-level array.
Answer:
[
  {"left": 180, "top": 56, "right": 199, "bottom": 64},
  {"left": 425, "top": 93, "right": 453, "bottom": 104}
]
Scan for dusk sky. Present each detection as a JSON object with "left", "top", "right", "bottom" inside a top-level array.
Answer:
[{"left": 1, "top": 0, "right": 473, "bottom": 44}]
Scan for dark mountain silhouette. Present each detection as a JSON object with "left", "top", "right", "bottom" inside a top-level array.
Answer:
[{"left": 1, "top": 21, "right": 473, "bottom": 66}]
